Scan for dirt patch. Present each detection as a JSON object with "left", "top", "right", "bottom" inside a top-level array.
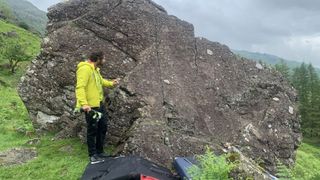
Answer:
[{"left": 0, "top": 148, "right": 37, "bottom": 166}]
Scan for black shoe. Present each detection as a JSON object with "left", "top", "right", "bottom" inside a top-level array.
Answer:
[
  {"left": 89, "top": 154, "right": 105, "bottom": 164},
  {"left": 97, "top": 152, "right": 110, "bottom": 158}
]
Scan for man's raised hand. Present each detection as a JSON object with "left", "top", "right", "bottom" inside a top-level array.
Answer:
[{"left": 113, "top": 78, "right": 120, "bottom": 86}]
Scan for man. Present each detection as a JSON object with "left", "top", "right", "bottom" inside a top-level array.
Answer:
[{"left": 75, "top": 51, "right": 119, "bottom": 164}]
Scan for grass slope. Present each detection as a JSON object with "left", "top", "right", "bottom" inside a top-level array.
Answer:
[
  {"left": 0, "top": 19, "right": 41, "bottom": 65},
  {"left": 0, "top": 0, "right": 47, "bottom": 36}
]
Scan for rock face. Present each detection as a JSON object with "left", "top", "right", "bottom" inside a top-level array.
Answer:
[{"left": 18, "top": 0, "right": 301, "bottom": 174}]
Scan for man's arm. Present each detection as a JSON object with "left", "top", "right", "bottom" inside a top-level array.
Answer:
[
  {"left": 102, "top": 78, "right": 114, "bottom": 88},
  {"left": 102, "top": 78, "right": 120, "bottom": 87},
  {"left": 76, "top": 66, "right": 90, "bottom": 107}
]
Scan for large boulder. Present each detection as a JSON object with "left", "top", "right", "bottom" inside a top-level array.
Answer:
[{"left": 18, "top": 0, "right": 301, "bottom": 174}]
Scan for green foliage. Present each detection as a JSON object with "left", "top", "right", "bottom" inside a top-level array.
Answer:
[
  {"left": 1, "top": 38, "right": 33, "bottom": 73},
  {"left": 188, "top": 147, "right": 234, "bottom": 180},
  {"left": 291, "top": 63, "right": 320, "bottom": 137},
  {"left": 275, "top": 59, "right": 290, "bottom": 79},
  {"left": 18, "top": 21, "right": 30, "bottom": 30},
  {"left": 0, "top": 20, "right": 40, "bottom": 73}
]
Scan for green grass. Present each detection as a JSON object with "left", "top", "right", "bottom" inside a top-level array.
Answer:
[
  {"left": 0, "top": 59, "right": 35, "bottom": 151},
  {"left": 0, "top": 135, "right": 88, "bottom": 180}
]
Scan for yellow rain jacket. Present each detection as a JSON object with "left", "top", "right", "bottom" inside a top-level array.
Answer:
[{"left": 75, "top": 61, "right": 114, "bottom": 108}]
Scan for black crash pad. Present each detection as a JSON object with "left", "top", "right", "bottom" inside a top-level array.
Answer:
[{"left": 81, "top": 156, "right": 178, "bottom": 180}]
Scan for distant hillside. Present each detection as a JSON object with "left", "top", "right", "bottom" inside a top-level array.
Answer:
[
  {"left": 232, "top": 50, "right": 302, "bottom": 67},
  {"left": 0, "top": 0, "right": 47, "bottom": 36},
  {"left": 233, "top": 49, "right": 320, "bottom": 75}
]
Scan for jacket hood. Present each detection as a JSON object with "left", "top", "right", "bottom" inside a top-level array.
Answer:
[{"left": 77, "top": 61, "right": 95, "bottom": 70}]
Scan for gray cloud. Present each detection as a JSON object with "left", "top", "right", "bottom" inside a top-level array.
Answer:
[
  {"left": 27, "top": 0, "right": 320, "bottom": 66},
  {"left": 154, "top": 0, "right": 320, "bottom": 67}
]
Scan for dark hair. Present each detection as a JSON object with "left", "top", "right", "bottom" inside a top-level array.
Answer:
[{"left": 89, "top": 51, "right": 104, "bottom": 62}]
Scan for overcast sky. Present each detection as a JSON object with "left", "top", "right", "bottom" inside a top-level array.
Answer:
[{"left": 27, "top": 0, "right": 320, "bottom": 67}]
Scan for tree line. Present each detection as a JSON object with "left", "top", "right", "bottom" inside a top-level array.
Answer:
[{"left": 275, "top": 61, "right": 320, "bottom": 137}]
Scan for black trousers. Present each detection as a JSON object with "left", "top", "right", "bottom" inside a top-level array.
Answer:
[{"left": 85, "top": 103, "right": 108, "bottom": 157}]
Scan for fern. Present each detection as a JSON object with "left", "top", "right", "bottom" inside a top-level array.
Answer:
[
  {"left": 188, "top": 147, "right": 234, "bottom": 180},
  {"left": 276, "top": 159, "right": 293, "bottom": 180}
]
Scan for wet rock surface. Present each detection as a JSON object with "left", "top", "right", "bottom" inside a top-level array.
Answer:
[{"left": 18, "top": 0, "right": 301, "bottom": 173}]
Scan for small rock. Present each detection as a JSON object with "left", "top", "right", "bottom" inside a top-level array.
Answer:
[
  {"left": 268, "top": 124, "right": 272, "bottom": 129},
  {"left": 165, "top": 113, "right": 173, "bottom": 118},
  {"left": 223, "top": 142, "right": 232, "bottom": 149},
  {"left": 289, "top": 106, "right": 294, "bottom": 114},
  {"left": 43, "top": 37, "right": 50, "bottom": 45},
  {"left": 163, "top": 80, "right": 170, "bottom": 85},
  {"left": 263, "top": 149, "right": 267, "bottom": 153},
  {"left": 5, "top": 31, "right": 18, "bottom": 38},
  {"left": 207, "top": 49, "right": 213, "bottom": 55},
  {"left": 273, "top": 97, "right": 280, "bottom": 102},
  {"left": 25, "top": 138, "right": 41, "bottom": 145},
  {"left": 15, "top": 127, "right": 27, "bottom": 134},
  {"left": 59, "top": 145, "right": 73, "bottom": 153},
  {"left": 256, "top": 63, "right": 263, "bottom": 70},
  {"left": 115, "top": 32, "right": 125, "bottom": 39},
  {"left": 222, "top": 148, "right": 228, "bottom": 153},
  {"left": 164, "top": 137, "right": 170, "bottom": 145}
]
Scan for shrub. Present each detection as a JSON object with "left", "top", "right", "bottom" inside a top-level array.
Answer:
[{"left": 18, "top": 21, "right": 30, "bottom": 30}]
